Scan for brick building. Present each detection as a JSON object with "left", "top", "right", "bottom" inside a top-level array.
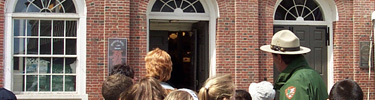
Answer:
[{"left": 1, "top": 0, "right": 375, "bottom": 100}]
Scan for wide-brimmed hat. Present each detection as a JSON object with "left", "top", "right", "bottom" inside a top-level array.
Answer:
[{"left": 260, "top": 30, "right": 310, "bottom": 55}]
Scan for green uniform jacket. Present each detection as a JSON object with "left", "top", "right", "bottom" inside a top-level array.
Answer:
[{"left": 275, "top": 56, "right": 328, "bottom": 100}]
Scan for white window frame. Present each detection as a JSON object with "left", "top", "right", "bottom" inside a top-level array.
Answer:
[
  {"left": 147, "top": 0, "right": 219, "bottom": 77},
  {"left": 4, "top": 0, "right": 87, "bottom": 99}
]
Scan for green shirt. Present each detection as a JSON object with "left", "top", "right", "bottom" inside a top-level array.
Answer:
[{"left": 275, "top": 56, "right": 328, "bottom": 100}]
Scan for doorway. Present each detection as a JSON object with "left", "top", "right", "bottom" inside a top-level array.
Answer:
[
  {"left": 149, "top": 20, "right": 209, "bottom": 91},
  {"left": 273, "top": 25, "right": 328, "bottom": 84}
]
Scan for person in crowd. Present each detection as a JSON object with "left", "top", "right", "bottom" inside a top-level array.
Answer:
[
  {"left": 101, "top": 74, "right": 133, "bottom": 100},
  {"left": 110, "top": 63, "right": 136, "bottom": 83},
  {"left": 120, "top": 77, "right": 166, "bottom": 100},
  {"left": 329, "top": 79, "right": 363, "bottom": 100},
  {"left": 248, "top": 81, "right": 275, "bottom": 100},
  {"left": 235, "top": 90, "right": 252, "bottom": 100},
  {"left": 145, "top": 48, "right": 174, "bottom": 92},
  {"left": 198, "top": 74, "right": 234, "bottom": 100},
  {"left": 164, "top": 88, "right": 198, "bottom": 100},
  {"left": 259, "top": 30, "right": 328, "bottom": 100},
  {"left": 0, "top": 88, "right": 17, "bottom": 100}
]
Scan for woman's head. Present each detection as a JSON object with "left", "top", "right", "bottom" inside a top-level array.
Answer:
[
  {"left": 198, "top": 74, "right": 235, "bottom": 100},
  {"left": 165, "top": 88, "right": 198, "bottom": 100},
  {"left": 120, "top": 77, "right": 166, "bottom": 100},
  {"left": 145, "top": 48, "right": 173, "bottom": 82}
]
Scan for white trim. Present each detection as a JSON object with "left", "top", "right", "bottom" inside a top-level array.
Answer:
[
  {"left": 147, "top": 0, "right": 219, "bottom": 77},
  {"left": 4, "top": 0, "right": 88, "bottom": 99},
  {"left": 274, "top": 0, "right": 338, "bottom": 92}
]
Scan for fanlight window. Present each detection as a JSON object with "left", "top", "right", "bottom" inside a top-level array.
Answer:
[
  {"left": 152, "top": 0, "right": 205, "bottom": 13},
  {"left": 275, "top": 0, "right": 323, "bottom": 21},
  {"left": 15, "top": 0, "right": 76, "bottom": 13}
]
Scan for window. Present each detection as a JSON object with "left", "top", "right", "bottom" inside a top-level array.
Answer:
[
  {"left": 13, "top": 19, "right": 77, "bottom": 92},
  {"left": 8, "top": 0, "right": 85, "bottom": 96},
  {"left": 275, "top": 0, "right": 323, "bottom": 21},
  {"left": 151, "top": 0, "right": 205, "bottom": 13}
]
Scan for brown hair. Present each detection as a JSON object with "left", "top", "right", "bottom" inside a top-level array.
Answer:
[
  {"left": 120, "top": 77, "right": 167, "bottom": 100},
  {"left": 145, "top": 48, "right": 173, "bottom": 82},
  {"left": 329, "top": 79, "right": 363, "bottom": 100},
  {"left": 165, "top": 89, "right": 198, "bottom": 100},
  {"left": 102, "top": 74, "right": 133, "bottom": 100},
  {"left": 198, "top": 74, "right": 235, "bottom": 100},
  {"left": 110, "top": 63, "right": 135, "bottom": 78}
]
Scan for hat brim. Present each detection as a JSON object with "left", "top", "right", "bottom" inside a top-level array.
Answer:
[{"left": 260, "top": 45, "right": 310, "bottom": 55}]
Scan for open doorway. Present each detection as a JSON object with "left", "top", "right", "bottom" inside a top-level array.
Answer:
[{"left": 149, "top": 20, "right": 209, "bottom": 91}]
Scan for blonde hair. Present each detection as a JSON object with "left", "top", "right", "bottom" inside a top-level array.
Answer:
[
  {"left": 165, "top": 89, "right": 198, "bottom": 100},
  {"left": 120, "top": 77, "right": 166, "bottom": 100},
  {"left": 145, "top": 48, "right": 173, "bottom": 82},
  {"left": 198, "top": 74, "right": 235, "bottom": 100}
]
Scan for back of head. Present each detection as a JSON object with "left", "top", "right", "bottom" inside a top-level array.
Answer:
[
  {"left": 198, "top": 74, "right": 234, "bottom": 100},
  {"left": 329, "top": 79, "right": 363, "bottom": 100},
  {"left": 110, "top": 63, "right": 135, "bottom": 78},
  {"left": 121, "top": 77, "right": 166, "bottom": 100},
  {"left": 248, "top": 81, "right": 275, "bottom": 100},
  {"left": 0, "top": 88, "right": 17, "bottom": 100},
  {"left": 165, "top": 89, "right": 198, "bottom": 100},
  {"left": 235, "top": 90, "right": 251, "bottom": 100},
  {"left": 145, "top": 48, "right": 173, "bottom": 82},
  {"left": 102, "top": 74, "right": 133, "bottom": 100}
]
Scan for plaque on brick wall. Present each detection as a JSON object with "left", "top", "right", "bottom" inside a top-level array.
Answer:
[
  {"left": 108, "top": 38, "right": 127, "bottom": 75},
  {"left": 360, "top": 41, "right": 370, "bottom": 68}
]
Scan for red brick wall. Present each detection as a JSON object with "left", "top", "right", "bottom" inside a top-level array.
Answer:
[
  {"left": 333, "top": 0, "right": 375, "bottom": 99},
  {"left": 0, "top": 0, "right": 4, "bottom": 88},
  {"left": 86, "top": 0, "right": 131, "bottom": 99}
]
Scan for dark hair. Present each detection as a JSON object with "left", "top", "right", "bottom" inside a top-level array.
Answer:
[
  {"left": 120, "top": 77, "right": 166, "bottom": 100},
  {"left": 102, "top": 74, "right": 133, "bottom": 100},
  {"left": 329, "top": 79, "right": 363, "bottom": 100},
  {"left": 110, "top": 63, "right": 135, "bottom": 78},
  {"left": 235, "top": 90, "right": 252, "bottom": 100},
  {"left": 273, "top": 54, "right": 302, "bottom": 64}
]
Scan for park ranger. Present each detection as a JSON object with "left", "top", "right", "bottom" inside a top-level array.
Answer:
[{"left": 260, "top": 30, "right": 328, "bottom": 100}]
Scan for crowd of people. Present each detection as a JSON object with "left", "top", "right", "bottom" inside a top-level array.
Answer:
[{"left": 98, "top": 29, "right": 365, "bottom": 100}]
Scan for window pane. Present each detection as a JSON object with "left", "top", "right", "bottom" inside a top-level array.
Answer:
[
  {"left": 26, "top": 75, "right": 38, "bottom": 91},
  {"left": 39, "top": 75, "right": 51, "bottom": 91},
  {"left": 66, "top": 39, "right": 76, "bottom": 55},
  {"left": 26, "top": 57, "right": 38, "bottom": 73},
  {"left": 14, "top": 38, "right": 25, "bottom": 54},
  {"left": 40, "top": 20, "right": 52, "bottom": 36},
  {"left": 13, "top": 75, "right": 24, "bottom": 91},
  {"left": 53, "top": 38, "right": 64, "bottom": 54},
  {"left": 14, "top": 19, "right": 27, "bottom": 36},
  {"left": 27, "top": 38, "right": 38, "bottom": 54},
  {"left": 66, "top": 21, "right": 77, "bottom": 37},
  {"left": 65, "top": 76, "right": 76, "bottom": 91},
  {"left": 52, "top": 58, "right": 63, "bottom": 73},
  {"left": 53, "top": 21, "right": 64, "bottom": 37},
  {"left": 65, "top": 58, "right": 76, "bottom": 74},
  {"left": 13, "top": 57, "right": 26, "bottom": 73},
  {"left": 52, "top": 75, "right": 63, "bottom": 91},
  {"left": 15, "top": 0, "right": 76, "bottom": 13},
  {"left": 27, "top": 20, "right": 39, "bottom": 36},
  {"left": 40, "top": 38, "right": 51, "bottom": 54},
  {"left": 39, "top": 58, "right": 51, "bottom": 74}
]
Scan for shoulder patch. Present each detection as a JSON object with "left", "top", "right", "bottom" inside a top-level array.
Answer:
[{"left": 285, "top": 86, "right": 296, "bottom": 99}]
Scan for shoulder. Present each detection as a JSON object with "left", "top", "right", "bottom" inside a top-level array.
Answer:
[{"left": 160, "top": 82, "right": 175, "bottom": 90}]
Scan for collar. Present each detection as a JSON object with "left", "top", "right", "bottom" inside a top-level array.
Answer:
[{"left": 274, "top": 55, "right": 309, "bottom": 90}]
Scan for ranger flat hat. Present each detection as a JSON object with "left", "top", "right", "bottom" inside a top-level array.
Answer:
[{"left": 260, "top": 30, "right": 310, "bottom": 55}]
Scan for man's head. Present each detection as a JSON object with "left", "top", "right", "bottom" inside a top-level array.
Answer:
[
  {"left": 260, "top": 30, "right": 310, "bottom": 72},
  {"left": 145, "top": 48, "right": 173, "bottom": 82},
  {"left": 102, "top": 74, "right": 133, "bottom": 100},
  {"left": 329, "top": 79, "right": 363, "bottom": 100}
]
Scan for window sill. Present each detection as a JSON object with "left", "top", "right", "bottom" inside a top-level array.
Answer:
[{"left": 16, "top": 93, "right": 88, "bottom": 100}]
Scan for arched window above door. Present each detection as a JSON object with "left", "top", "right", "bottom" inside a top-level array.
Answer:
[
  {"left": 275, "top": 0, "right": 323, "bottom": 21},
  {"left": 151, "top": 0, "right": 205, "bottom": 13},
  {"left": 15, "top": 0, "right": 76, "bottom": 13}
]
